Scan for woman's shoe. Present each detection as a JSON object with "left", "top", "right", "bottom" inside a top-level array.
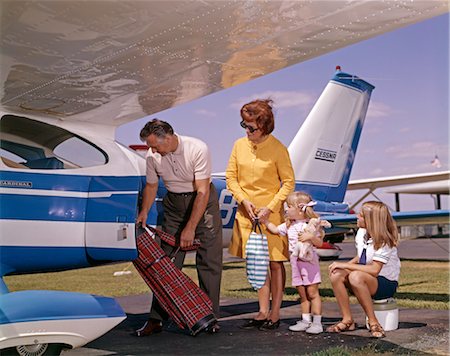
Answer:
[
  {"left": 240, "top": 318, "right": 267, "bottom": 329},
  {"left": 326, "top": 320, "right": 356, "bottom": 333},
  {"left": 369, "top": 323, "right": 386, "bottom": 338},
  {"left": 259, "top": 319, "right": 280, "bottom": 330}
]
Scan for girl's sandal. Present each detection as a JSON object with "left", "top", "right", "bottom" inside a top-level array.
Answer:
[
  {"left": 369, "top": 323, "right": 386, "bottom": 338},
  {"left": 326, "top": 320, "right": 356, "bottom": 333}
]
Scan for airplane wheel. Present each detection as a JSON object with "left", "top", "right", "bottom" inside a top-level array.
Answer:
[{"left": 3, "top": 343, "right": 63, "bottom": 356}]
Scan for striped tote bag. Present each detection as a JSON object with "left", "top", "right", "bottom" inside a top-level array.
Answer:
[{"left": 245, "top": 220, "right": 269, "bottom": 290}]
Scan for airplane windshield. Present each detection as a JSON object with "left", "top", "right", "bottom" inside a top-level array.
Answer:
[{"left": 0, "top": 115, "right": 108, "bottom": 169}]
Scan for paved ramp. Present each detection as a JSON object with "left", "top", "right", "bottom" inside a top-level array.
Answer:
[{"left": 64, "top": 294, "right": 449, "bottom": 355}]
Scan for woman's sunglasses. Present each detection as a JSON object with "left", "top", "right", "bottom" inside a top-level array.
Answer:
[{"left": 240, "top": 120, "right": 259, "bottom": 133}]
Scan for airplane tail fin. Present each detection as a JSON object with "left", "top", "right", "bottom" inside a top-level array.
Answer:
[{"left": 289, "top": 67, "right": 375, "bottom": 203}]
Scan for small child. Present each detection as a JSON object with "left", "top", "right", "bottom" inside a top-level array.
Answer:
[
  {"left": 292, "top": 217, "right": 331, "bottom": 261},
  {"left": 261, "top": 191, "right": 326, "bottom": 334}
]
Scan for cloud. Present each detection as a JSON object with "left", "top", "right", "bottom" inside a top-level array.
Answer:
[
  {"left": 385, "top": 141, "right": 449, "bottom": 160},
  {"left": 369, "top": 168, "right": 385, "bottom": 176},
  {"left": 366, "top": 101, "right": 396, "bottom": 119},
  {"left": 195, "top": 108, "right": 217, "bottom": 118},
  {"left": 232, "top": 90, "right": 314, "bottom": 111}
]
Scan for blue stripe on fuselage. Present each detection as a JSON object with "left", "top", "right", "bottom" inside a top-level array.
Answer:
[
  {"left": 0, "top": 171, "right": 140, "bottom": 222},
  {"left": 1, "top": 194, "right": 137, "bottom": 222},
  {"left": 0, "top": 246, "right": 137, "bottom": 276},
  {"left": 0, "top": 171, "right": 140, "bottom": 191}
]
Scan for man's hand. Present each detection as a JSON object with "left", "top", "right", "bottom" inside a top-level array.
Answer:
[
  {"left": 180, "top": 226, "right": 195, "bottom": 248},
  {"left": 136, "top": 210, "right": 147, "bottom": 228},
  {"left": 137, "top": 182, "right": 158, "bottom": 229}
]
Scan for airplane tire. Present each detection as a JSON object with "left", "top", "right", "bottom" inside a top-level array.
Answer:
[{"left": 2, "top": 343, "right": 63, "bottom": 356}]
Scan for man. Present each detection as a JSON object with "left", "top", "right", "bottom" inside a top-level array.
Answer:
[{"left": 135, "top": 119, "right": 223, "bottom": 335}]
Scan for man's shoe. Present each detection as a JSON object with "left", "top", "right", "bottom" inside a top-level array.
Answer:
[
  {"left": 134, "top": 319, "right": 163, "bottom": 337},
  {"left": 206, "top": 322, "right": 221, "bottom": 334}
]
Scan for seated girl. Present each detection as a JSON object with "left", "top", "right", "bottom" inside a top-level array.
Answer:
[{"left": 327, "top": 201, "right": 400, "bottom": 338}]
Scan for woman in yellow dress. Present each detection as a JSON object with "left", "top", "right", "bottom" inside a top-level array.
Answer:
[{"left": 226, "top": 99, "right": 295, "bottom": 330}]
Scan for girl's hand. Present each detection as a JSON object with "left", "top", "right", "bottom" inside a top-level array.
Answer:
[
  {"left": 256, "top": 207, "right": 271, "bottom": 222},
  {"left": 299, "top": 232, "right": 315, "bottom": 242},
  {"left": 328, "top": 261, "right": 346, "bottom": 275},
  {"left": 259, "top": 215, "right": 269, "bottom": 225},
  {"left": 242, "top": 200, "right": 257, "bottom": 220}
]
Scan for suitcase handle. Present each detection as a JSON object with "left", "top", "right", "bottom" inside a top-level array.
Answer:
[
  {"left": 141, "top": 224, "right": 200, "bottom": 251},
  {"left": 140, "top": 225, "right": 190, "bottom": 263},
  {"left": 143, "top": 225, "right": 156, "bottom": 239}
]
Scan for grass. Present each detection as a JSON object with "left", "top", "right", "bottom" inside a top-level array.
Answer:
[{"left": 5, "top": 259, "right": 449, "bottom": 310}]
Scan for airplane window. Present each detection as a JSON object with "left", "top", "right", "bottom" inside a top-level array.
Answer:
[
  {"left": 54, "top": 137, "right": 107, "bottom": 168},
  {"left": 0, "top": 114, "right": 108, "bottom": 169},
  {"left": 0, "top": 148, "right": 28, "bottom": 169}
]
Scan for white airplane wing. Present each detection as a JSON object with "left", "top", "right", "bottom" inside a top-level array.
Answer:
[
  {"left": 1, "top": 1, "right": 448, "bottom": 126},
  {"left": 348, "top": 171, "right": 450, "bottom": 190},
  {"left": 385, "top": 181, "right": 450, "bottom": 195},
  {"left": 326, "top": 209, "right": 450, "bottom": 230},
  {"left": 346, "top": 171, "right": 450, "bottom": 208},
  {"left": 327, "top": 171, "right": 450, "bottom": 229}
]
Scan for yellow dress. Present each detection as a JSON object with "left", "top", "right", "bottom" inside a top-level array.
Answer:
[{"left": 226, "top": 135, "right": 295, "bottom": 261}]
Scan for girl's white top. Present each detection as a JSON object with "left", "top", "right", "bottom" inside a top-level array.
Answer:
[
  {"left": 277, "top": 219, "right": 314, "bottom": 253},
  {"left": 355, "top": 228, "right": 401, "bottom": 281}
]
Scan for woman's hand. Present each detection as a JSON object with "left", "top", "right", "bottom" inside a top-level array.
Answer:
[
  {"left": 256, "top": 207, "right": 272, "bottom": 222},
  {"left": 242, "top": 200, "right": 257, "bottom": 220}
]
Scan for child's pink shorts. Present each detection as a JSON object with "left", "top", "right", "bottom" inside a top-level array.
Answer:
[{"left": 290, "top": 253, "right": 321, "bottom": 286}]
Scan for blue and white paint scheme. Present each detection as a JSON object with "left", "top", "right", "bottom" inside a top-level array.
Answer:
[
  {"left": 0, "top": 68, "right": 373, "bottom": 352},
  {"left": 1, "top": 291, "right": 126, "bottom": 350},
  {"left": 2, "top": 66, "right": 449, "bottom": 355},
  {"left": 289, "top": 69, "right": 374, "bottom": 204},
  {"left": 1, "top": 1, "right": 449, "bottom": 353}
]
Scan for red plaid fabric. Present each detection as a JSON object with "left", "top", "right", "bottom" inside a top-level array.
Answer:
[
  {"left": 133, "top": 228, "right": 215, "bottom": 335},
  {"left": 145, "top": 225, "right": 200, "bottom": 251}
]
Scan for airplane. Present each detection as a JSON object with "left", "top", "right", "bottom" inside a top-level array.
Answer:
[
  {"left": 1, "top": 1, "right": 449, "bottom": 355},
  {"left": 323, "top": 170, "right": 450, "bottom": 237},
  {"left": 346, "top": 171, "right": 450, "bottom": 211}
]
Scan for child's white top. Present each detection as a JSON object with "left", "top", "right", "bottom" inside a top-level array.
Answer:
[
  {"left": 355, "top": 228, "right": 401, "bottom": 281},
  {"left": 277, "top": 220, "right": 310, "bottom": 253}
]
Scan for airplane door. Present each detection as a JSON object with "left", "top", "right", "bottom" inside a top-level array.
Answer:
[
  {"left": 0, "top": 115, "right": 143, "bottom": 274},
  {"left": 84, "top": 144, "right": 141, "bottom": 262}
]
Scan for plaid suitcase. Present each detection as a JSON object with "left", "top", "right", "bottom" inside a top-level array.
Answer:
[{"left": 133, "top": 226, "right": 216, "bottom": 336}]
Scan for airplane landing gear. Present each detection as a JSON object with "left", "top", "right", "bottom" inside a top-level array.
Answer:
[{"left": 3, "top": 343, "right": 63, "bottom": 356}]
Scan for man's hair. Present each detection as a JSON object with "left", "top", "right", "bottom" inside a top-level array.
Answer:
[{"left": 140, "top": 119, "right": 174, "bottom": 141}]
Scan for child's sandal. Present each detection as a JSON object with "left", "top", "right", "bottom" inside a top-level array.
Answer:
[
  {"left": 326, "top": 320, "right": 356, "bottom": 333},
  {"left": 369, "top": 323, "right": 386, "bottom": 338}
]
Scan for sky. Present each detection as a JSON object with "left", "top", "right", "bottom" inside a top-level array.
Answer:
[{"left": 116, "top": 13, "right": 449, "bottom": 212}]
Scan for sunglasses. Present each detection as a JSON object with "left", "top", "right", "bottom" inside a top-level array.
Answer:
[{"left": 240, "top": 120, "right": 259, "bottom": 133}]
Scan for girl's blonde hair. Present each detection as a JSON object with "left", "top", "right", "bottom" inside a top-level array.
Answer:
[
  {"left": 361, "top": 201, "right": 399, "bottom": 249},
  {"left": 285, "top": 191, "right": 319, "bottom": 221}
]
